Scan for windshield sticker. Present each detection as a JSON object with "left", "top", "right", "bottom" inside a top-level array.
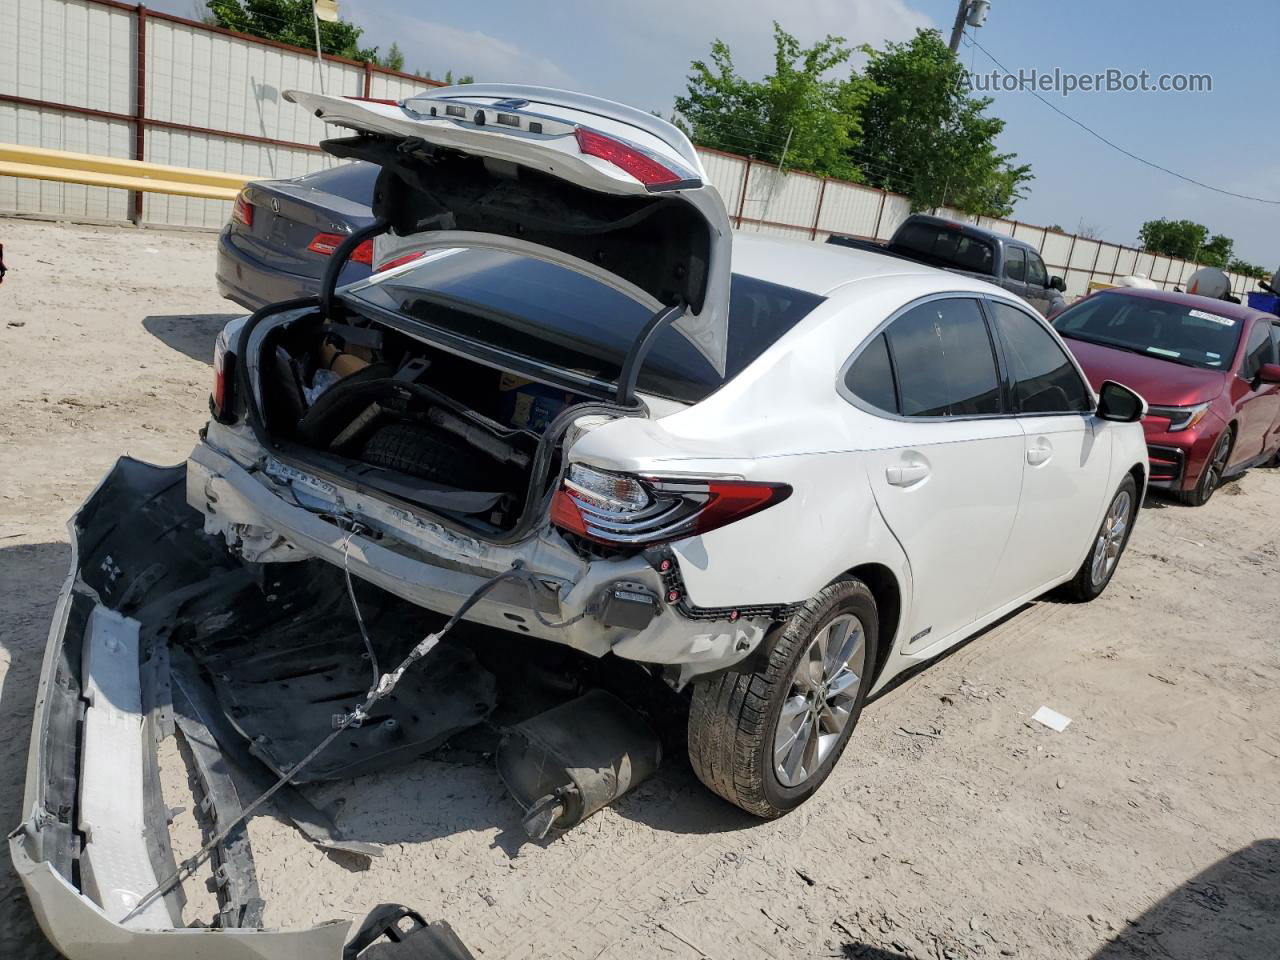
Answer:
[
  {"left": 1188, "top": 309, "right": 1235, "bottom": 326},
  {"left": 1146, "top": 347, "right": 1181, "bottom": 358}
]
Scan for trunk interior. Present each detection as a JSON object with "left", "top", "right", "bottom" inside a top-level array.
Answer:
[{"left": 257, "top": 310, "right": 602, "bottom": 535}]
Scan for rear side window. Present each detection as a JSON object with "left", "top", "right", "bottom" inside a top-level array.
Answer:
[
  {"left": 1004, "top": 247, "right": 1026, "bottom": 282},
  {"left": 884, "top": 298, "right": 1001, "bottom": 417},
  {"left": 987, "top": 301, "right": 1092, "bottom": 413},
  {"left": 344, "top": 251, "right": 823, "bottom": 403},
  {"left": 894, "top": 223, "right": 996, "bottom": 276},
  {"left": 845, "top": 333, "right": 898, "bottom": 413}
]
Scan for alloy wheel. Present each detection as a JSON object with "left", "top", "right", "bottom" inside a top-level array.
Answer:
[
  {"left": 1200, "top": 433, "right": 1230, "bottom": 502},
  {"left": 1090, "top": 489, "right": 1132, "bottom": 586},
  {"left": 773, "top": 613, "right": 867, "bottom": 788}
]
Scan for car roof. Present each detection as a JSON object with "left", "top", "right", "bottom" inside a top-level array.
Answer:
[
  {"left": 732, "top": 231, "right": 950, "bottom": 295},
  {"left": 732, "top": 231, "right": 1023, "bottom": 303},
  {"left": 1082, "top": 286, "right": 1273, "bottom": 323}
]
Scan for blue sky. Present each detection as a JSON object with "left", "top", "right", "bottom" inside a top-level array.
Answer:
[{"left": 157, "top": 0, "right": 1279, "bottom": 267}]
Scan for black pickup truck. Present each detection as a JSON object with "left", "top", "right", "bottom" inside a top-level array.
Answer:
[{"left": 827, "top": 214, "right": 1067, "bottom": 316}]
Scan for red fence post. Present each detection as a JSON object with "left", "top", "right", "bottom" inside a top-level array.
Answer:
[
  {"left": 733, "top": 157, "right": 751, "bottom": 227},
  {"left": 872, "top": 191, "right": 887, "bottom": 240},
  {"left": 131, "top": 4, "right": 147, "bottom": 224},
  {"left": 810, "top": 178, "right": 827, "bottom": 240},
  {"left": 363, "top": 61, "right": 372, "bottom": 98}
]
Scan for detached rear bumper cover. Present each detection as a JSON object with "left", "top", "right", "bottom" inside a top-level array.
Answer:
[{"left": 9, "top": 458, "right": 351, "bottom": 959}]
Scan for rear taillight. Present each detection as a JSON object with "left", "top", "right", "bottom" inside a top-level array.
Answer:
[
  {"left": 574, "top": 128, "right": 684, "bottom": 189},
  {"left": 550, "top": 463, "right": 790, "bottom": 546},
  {"left": 307, "top": 233, "right": 374, "bottom": 265},
  {"left": 231, "top": 192, "right": 254, "bottom": 227},
  {"left": 376, "top": 251, "right": 426, "bottom": 273},
  {"left": 211, "top": 329, "right": 236, "bottom": 423}
]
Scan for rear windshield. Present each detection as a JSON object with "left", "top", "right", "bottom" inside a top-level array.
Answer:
[
  {"left": 1052, "top": 292, "right": 1243, "bottom": 370},
  {"left": 293, "top": 162, "right": 376, "bottom": 206},
  {"left": 343, "top": 249, "right": 823, "bottom": 403},
  {"left": 893, "top": 223, "right": 996, "bottom": 276}
]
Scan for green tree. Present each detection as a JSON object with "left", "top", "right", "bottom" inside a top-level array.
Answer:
[
  {"left": 675, "top": 24, "right": 869, "bottom": 181},
  {"left": 853, "top": 29, "right": 1031, "bottom": 216},
  {"left": 379, "top": 42, "right": 405, "bottom": 72},
  {"left": 1138, "top": 218, "right": 1208, "bottom": 260},
  {"left": 1228, "top": 258, "right": 1269, "bottom": 280},
  {"left": 206, "top": 0, "right": 377, "bottom": 60},
  {"left": 1198, "top": 233, "right": 1233, "bottom": 269}
]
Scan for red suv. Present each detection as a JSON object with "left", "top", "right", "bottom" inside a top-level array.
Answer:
[{"left": 1051, "top": 288, "right": 1280, "bottom": 505}]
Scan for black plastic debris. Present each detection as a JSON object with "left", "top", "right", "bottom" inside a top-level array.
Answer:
[
  {"left": 345, "top": 904, "right": 476, "bottom": 960},
  {"left": 497, "top": 689, "right": 662, "bottom": 839}
]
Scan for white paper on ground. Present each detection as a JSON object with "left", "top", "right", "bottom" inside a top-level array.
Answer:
[{"left": 1032, "top": 705, "right": 1072, "bottom": 732}]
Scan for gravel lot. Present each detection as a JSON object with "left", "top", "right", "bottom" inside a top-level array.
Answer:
[{"left": 1, "top": 215, "right": 1277, "bottom": 960}]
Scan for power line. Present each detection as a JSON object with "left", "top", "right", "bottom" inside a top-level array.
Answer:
[{"left": 963, "top": 35, "right": 1280, "bottom": 205}]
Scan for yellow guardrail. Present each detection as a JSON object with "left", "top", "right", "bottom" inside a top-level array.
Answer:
[{"left": 0, "top": 143, "right": 250, "bottom": 201}]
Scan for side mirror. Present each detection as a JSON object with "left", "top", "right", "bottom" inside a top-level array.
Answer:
[
  {"left": 1049, "top": 276, "right": 1066, "bottom": 292},
  {"left": 1097, "top": 380, "right": 1147, "bottom": 423},
  {"left": 1257, "top": 362, "right": 1280, "bottom": 385}
]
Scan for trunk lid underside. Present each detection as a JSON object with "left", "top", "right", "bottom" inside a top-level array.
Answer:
[{"left": 284, "top": 86, "right": 733, "bottom": 375}]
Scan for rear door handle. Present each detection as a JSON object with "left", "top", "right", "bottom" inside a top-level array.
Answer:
[
  {"left": 886, "top": 463, "right": 930, "bottom": 486},
  {"left": 1027, "top": 438, "right": 1053, "bottom": 466}
]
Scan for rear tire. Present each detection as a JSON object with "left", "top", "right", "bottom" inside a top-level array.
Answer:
[
  {"left": 1176, "top": 428, "right": 1231, "bottom": 506},
  {"left": 1060, "top": 475, "right": 1138, "bottom": 602},
  {"left": 687, "top": 578, "right": 878, "bottom": 818}
]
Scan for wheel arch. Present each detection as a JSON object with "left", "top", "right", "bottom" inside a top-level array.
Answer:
[{"left": 838, "top": 562, "right": 901, "bottom": 690}]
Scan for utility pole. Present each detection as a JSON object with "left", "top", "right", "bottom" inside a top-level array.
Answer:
[{"left": 949, "top": 0, "right": 991, "bottom": 53}]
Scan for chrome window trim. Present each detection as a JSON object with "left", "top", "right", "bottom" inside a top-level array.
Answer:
[{"left": 836, "top": 291, "right": 1097, "bottom": 423}]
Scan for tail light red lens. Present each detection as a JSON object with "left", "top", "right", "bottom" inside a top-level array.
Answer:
[
  {"left": 211, "top": 329, "right": 236, "bottom": 422},
  {"left": 307, "top": 233, "right": 374, "bottom": 266},
  {"left": 574, "top": 128, "right": 684, "bottom": 189},
  {"left": 550, "top": 463, "right": 790, "bottom": 546},
  {"left": 231, "top": 192, "right": 254, "bottom": 227}
]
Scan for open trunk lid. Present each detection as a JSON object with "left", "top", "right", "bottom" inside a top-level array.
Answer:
[{"left": 283, "top": 85, "right": 733, "bottom": 374}]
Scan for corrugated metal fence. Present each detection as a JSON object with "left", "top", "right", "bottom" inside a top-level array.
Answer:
[
  {"left": 0, "top": 0, "right": 434, "bottom": 227},
  {"left": 0, "top": 0, "right": 1260, "bottom": 302}
]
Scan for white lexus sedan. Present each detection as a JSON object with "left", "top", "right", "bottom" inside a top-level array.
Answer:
[{"left": 187, "top": 86, "right": 1148, "bottom": 817}]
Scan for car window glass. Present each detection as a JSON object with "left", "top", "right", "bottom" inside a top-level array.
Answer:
[
  {"left": 1004, "top": 247, "right": 1026, "bottom": 282},
  {"left": 1026, "top": 253, "right": 1048, "bottom": 287},
  {"left": 884, "top": 298, "right": 1001, "bottom": 417},
  {"left": 1241, "top": 321, "right": 1276, "bottom": 379},
  {"left": 1052, "top": 293, "right": 1243, "bottom": 370},
  {"left": 894, "top": 224, "right": 996, "bottom": 276},
  {"left": 988, "top": 301, "right": 1092, "bottom": 413},
  {"left": 345, "top": 251, "right": 824, "bottom": 404},
  {"left": 845, "top": 333, "right": 898, "bottom": 413}
]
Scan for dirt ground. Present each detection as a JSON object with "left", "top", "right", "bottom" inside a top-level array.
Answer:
[{"left": 1, "top": 215, "right": 1277, "bottom": 960}]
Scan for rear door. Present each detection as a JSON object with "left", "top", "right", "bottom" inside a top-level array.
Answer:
[
  {"left": 843, "top": 295, "right": 1024, "bottom": 652},
  {"left": 984, "top": 299, "right": 1111, "bottom": 597}
]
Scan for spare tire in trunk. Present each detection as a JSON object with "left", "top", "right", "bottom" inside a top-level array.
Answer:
[{"left": 361, "top": 422, "right": 504, "bottom": 489}]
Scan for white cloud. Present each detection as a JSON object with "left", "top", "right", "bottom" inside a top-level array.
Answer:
[{"left": 358, "top": 7, "right": 578, "bottom": 88}]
